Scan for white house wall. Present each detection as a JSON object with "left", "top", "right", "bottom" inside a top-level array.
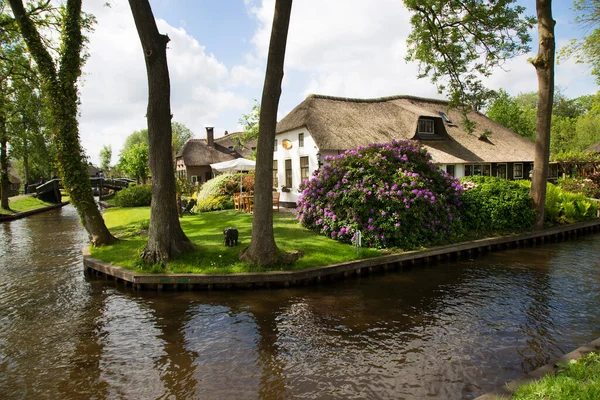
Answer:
[{"left": 274, "top": 128, "right": 320, "bottom": 205}]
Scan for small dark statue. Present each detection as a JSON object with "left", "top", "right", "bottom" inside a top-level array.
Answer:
[{"left": 223, "top": 227, "right": 239, "bottom": 247}]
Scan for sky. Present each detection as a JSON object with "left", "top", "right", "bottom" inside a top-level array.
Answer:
[{"left": 78, "top": 0, "right": 599, "bottom": 165}]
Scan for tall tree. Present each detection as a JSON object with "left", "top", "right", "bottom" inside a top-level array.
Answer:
[
  {"left": 240, "top": 0, "right": 293, "bottom": 266},
  {"left": 9, "top": 0, "right": 116, "bottom": 244},
  {"left": 404, "top": 0, "right": 554, "bottom": 230},
  {"left": 486, "top": 89, "right": 536, "bottom": 141},
  {"left": 530, "top": 0, "right": 555, "bottom": 230},
  {"left": 128, "top": 0, "right": 193, "bottom": 263},
  {"left": 99, "top": 144, "right": 112, "bottom": 171},
  {"left": 118, "top": 142, "right": 149, "bottom": 183}
]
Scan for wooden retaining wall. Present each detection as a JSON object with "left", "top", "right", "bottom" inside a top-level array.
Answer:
[{"left": 82, "top": 218, "right": 600, "bottom": 291}]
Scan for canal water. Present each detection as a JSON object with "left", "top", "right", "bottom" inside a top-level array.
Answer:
[{"left": 1, "top": 205, "right": 600, "bottom": 399}]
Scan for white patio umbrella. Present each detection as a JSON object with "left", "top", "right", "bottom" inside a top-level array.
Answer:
[{"left": 210, "top": 158, "right": 256, "bottom": 194}]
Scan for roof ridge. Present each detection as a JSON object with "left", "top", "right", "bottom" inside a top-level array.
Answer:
[{"left": 307, "top": 94, "right": 450, "bottom": 105}]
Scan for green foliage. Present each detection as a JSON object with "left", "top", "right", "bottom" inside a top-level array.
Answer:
[
  {"left": 171, "top": 121, "right": 194, "bottom": 158},
  {"left": 486, "top": 89, "right": 536, "bottom": 141},
  {"left": 297, "top": 140, "right": 463, "bottom": 249},
  {"left": 222, "top": 171, "right": 255, "bottom": 194},
  {"left": 118, "top": 142, "right": 149, "bottom": 183},
  {"left": 121, "top": 121, "right": 194, "bottom": 160},
  {"left": 99, "top": 145, "right": 112, "bottom": 171},
  {"left": 459, "top": 176, "right": 536, "bottom": 232},
  {"left": 176, "top": 175, "right": 194, "bottom": 197},
  {"left": 557, "top": 176, "right": 600, "bottom": 198},
  {"left": 114, "top": 184, "right": 152, "bottom": 207},
  {"left": 197, "top": 173, "right": 234, "bottom": 201},
  {"left": 193, "top": 195, "right": 233, "bottom": 213},
  {"left": 403, "top": 0, "right": 534, "bottom": 108},
  {"left": 238, "top": 99, "right": 260, "bottom": 145},
  {"left": 520, "top": 180, "right": 598, "bottom": 224},
  {"left": 559, "top": 0, "right": 600, "bottom": 85},
  {"left": 513, "top": 351, "right": 600, "bottom": 399}
]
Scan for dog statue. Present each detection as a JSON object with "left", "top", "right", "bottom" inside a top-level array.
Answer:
[{"left": 223, "top": 227, "right": 239, "bottom": 247}]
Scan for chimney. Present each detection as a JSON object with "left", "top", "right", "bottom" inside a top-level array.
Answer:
[{"left": 206, "top": 126, "right": 214, "bottom": 147}]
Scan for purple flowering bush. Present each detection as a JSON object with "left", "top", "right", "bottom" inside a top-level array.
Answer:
[{"left": 296, "top": 140, "right": 463, "bottom": 249}]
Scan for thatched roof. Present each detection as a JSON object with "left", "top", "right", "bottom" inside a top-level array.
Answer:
[
  {"left": 585, "top": 141, "right": 600, "bottom": 153},
  {"left": 176, "top": 139, "right": 236, "bottom": 166},
  {"left": 276, "top": 94, "right": 535, "bottom": 164},
  {"left": 214, "top": 131, "right": 256, "bottom": 158},
  {"left": 176, "top": 131, "right": 257, "bottom": 167}
]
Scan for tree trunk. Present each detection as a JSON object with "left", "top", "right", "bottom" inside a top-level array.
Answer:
[
  {"left": 530, "top": 0, "right": 555, "bottom": 230},
  {"left": 128, "top": 0, "right": 193, "bottom": 263},
  {"left": 240, "top": 0, "right": 293, "bottom": 266},
  {"left": 9, "top": 0, "right": 116, "bottom": 245}
]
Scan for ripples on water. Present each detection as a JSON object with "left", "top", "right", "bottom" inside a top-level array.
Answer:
[{"left": 1, "top": 205, "right": 599, "bottom": 399}]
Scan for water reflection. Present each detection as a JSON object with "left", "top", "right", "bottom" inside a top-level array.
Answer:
[{"left": 1, "top": 206, "right": 600, "bottom": 399}]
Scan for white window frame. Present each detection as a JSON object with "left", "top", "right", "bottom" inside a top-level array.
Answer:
[
  {"left": 514, "top": 163, "right": 523, "bottom": 179},
  {"left": 418, "top": 119, "right": 435, "bottom": 134},
  {"left": 496, "top": 163, "right": 507, "bottom": 179}
]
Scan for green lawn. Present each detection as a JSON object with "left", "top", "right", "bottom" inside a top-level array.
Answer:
[
  {"left": 513, "top": 352, "right": 600, "bottom": 399},
  {"left": 0, "top": 196, "right": 57, "bottom": 215},
  {"left": 91, "top": 207, "right": 382, "bottom": 273}
]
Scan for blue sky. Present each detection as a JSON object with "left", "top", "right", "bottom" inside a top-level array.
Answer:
[{"left": 78, "top": 0, "right": 599, "bottom": 165}]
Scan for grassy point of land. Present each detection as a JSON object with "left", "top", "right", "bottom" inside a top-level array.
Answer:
[
  {"left": 0, "top": 196, "right": 57, "bottom": 215},
  {"left": 512, "top": 352, "right": 600, "bottom": 399},
  {"left": 92, "top": 207, "right": 382, "bottom": 274}
]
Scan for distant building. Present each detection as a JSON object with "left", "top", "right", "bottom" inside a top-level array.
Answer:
[
  {"left": 274, "top": 94, "right": 540, "bottom": 206},
  {"left": 175, "top": 128, "right": 256, "bottom": 185}
]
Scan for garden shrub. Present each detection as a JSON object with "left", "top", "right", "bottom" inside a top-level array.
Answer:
[
  {"left": 197, "top": 173, "right": 234, "bottom": 201},
  {"left": 520, "top": 181, "right": 598, "bottom": 224},
  {"left": 460, "top": 176, "right": 536, "bottom": 232},
  {"left": 557, "top": 176, "right": 600, "bottom": 198},
  {"left": 193, "top": 195, "right": 233, "bottom": 212},
  {"left": 297, "top": 140, "right": 463, "bottom": 249},
  {"left": 223, "top": 171, "right": 255, "bottom": 194},
  {"left": 114, "top": 184, "right": 152, "bottom": 207}
]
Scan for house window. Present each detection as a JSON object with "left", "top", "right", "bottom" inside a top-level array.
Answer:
[
  {"left": 418, "top": 119, "right": 435, "bottom": 134},
  {"left": 465, "top": 164, "right": 491, "bottom": 177},
  {"left": 191, "top": 175, "right": 198, "bottom": 184},
  {"left": 446, "top": 165, "right": 455, "bottom": 176},
  {"left": 285, "top": 159, "right": 292, "bottom": 188},
  {"left": 205, "top": 171, "right": 212, "bottom": 182},
  {"left": 439, "top": 112, "right": 452, "bottom": 124},
  {"left": 497, "top": 163, "right": 507, "bottom": 179},
  {"left": 273, "top": 160, "right": 278, "bottom": 188},
  {"left": 298, "top": 133, "right": 304, "bottom": 147},
  {"left": 514, "top": 163, "right": 523, "bottom": 179},
  {"left": 300, "top": 156, "right": 309, "bottom": 182},
  {"left": 274, "top": 139, "right": 277, "bottom": 152}
]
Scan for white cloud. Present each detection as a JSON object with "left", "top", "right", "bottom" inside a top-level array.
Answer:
[
  {"left": 79, "top": 1, "right": 247, "bottom": 165},
  {"left": 241, "top": 0, "right": 598, "bottom": 116}
]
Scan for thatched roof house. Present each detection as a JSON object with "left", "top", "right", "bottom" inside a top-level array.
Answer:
[
  {"left": 175, "top": 128, "right": 256, "bottom": 185},
  {"left": 277, "top": 94, "right": 535, "bottom": 164},
  {"left": 273, "top": 94, "right": 537, "bottom": 206},
  {"left": 585, "top": 141, "right": 600, "bottom": 153}
]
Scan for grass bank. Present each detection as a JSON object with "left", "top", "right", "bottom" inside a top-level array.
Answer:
[
  {"left": 513, "top": 352, "right": 600, "bottom": 399},
  {"left": 91, "top": 207, "right": 382, "bottom": 274},
  {"left": 0, "top": 196, "right": 57, "bottom": 215}
]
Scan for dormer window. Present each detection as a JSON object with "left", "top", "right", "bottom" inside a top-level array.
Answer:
[{"left": 418, "top": 119, "right": 435, "bottom": 134}]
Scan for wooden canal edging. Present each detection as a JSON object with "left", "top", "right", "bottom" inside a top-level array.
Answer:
[
  {"left": 82, "top": 218, "right": 600, "bottom": 291},
  {"left": 475, "top": 337, "right": 600, "bottom": 399},
  {"left": 0, "top": 201, "right": 70, "bottom": 222}
]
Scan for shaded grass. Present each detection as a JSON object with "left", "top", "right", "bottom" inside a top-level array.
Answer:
[
  {"left": 512, "top": 352, "right": 600, "bottom": 399},
  {"left": 92, "top": 208, "right": 382, "bottom": 274},
  {"left": 0, "top": 196, "right": 56, "bottom": 215}
]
